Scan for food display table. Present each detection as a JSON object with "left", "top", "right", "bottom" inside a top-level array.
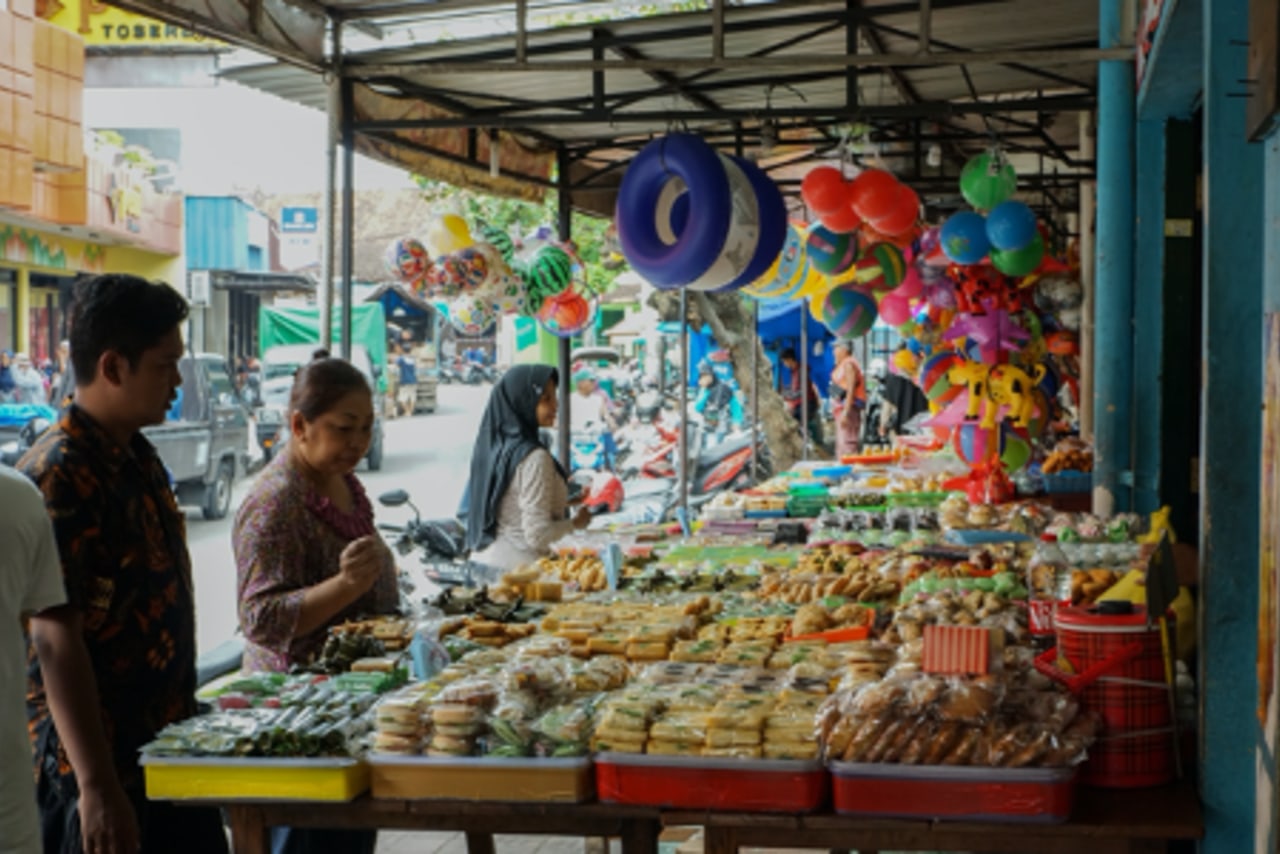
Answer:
[{"left": 202, "top": 781, "right": 1201, "bottom": 854}]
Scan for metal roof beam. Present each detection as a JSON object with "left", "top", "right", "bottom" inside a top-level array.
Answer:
[
  {"left": 346, "top": 46, "right": 1128, "bottom": 77},
  {"left": 352, "top": 94, "right": 1096, "bottom": 132},
  {"left": 866, "top": 20, "right": 1097, "bottom": 92},
  {"left": 359, "top": 127, "right": 560, "bottom": 189},
  {"left": 602, "top": 31, "right": 723, "bottom": 113}
]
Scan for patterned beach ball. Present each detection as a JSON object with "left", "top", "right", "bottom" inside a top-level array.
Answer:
[{"left": 818, "top": 285, "right": 878, "bottom": 339}]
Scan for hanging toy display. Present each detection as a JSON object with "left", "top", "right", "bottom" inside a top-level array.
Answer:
[
  {"left": 817, "top": 284, "right": 878, "bottom": 339},
  {"left": 805, "top": 224, "right": 860, "bottom": 276},
  {"left": 959, "top": 150, "right": 1017, "bottom": 211},
  {"left": 474, "top": 221, "right": 516, "bottom": 264},
  {"left": 449, "top": 294, "right": 498, "bottom": 338},
  {"left": 940, "top": 211, "right": 991, "bottom": 265},
  {"left": 536, "top": 288, "right": 596, "bottom": 338},
  {"left": 615, "top": 134, "right": 787, "bottom": 292},
  {"left": 384, "top": 237, "right": 431, "bottom": 284}
]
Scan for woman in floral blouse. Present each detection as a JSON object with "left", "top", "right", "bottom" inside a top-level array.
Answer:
[{"left": 233, "top": 357, "right": 399, "bottom": 674}]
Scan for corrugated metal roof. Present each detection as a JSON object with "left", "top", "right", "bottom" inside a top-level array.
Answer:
[{"left": 216, "top": 0, "right": 1099, "bottom": 216}]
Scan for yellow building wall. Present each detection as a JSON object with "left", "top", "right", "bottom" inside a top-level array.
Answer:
[{"left": 0, "top": 222, "right": 183, "bottom": 352}]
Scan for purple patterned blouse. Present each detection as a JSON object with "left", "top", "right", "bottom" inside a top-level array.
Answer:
[{"left": 233, "top": 453, "right": 399, "bottom": 672}]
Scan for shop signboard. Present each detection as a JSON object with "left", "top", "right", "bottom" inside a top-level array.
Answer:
[
  {"left": 279, "top": 206, "right": 319, "bottom": 271},
  {"left": 38, "top": 0, "right": 221, "bottom": 47}
]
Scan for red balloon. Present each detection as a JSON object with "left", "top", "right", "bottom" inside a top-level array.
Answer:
[
  {"left": 849, "top": 169, "right": 900, "bottom": 221},
  {"left": 819, "top": 204, "right": 863, "bottom": 234},
  {"left": 801, "top": 166, "right": 848, "bottom": 216},
  {"left": 872, "top": 185, "right": 920, "bottom": 237}
]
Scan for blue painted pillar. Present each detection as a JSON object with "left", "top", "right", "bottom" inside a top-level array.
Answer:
[
  {"left": 1131, "top": 118, "right": 1166, "bottom": 514},
  {"left": 1093, "top": 0, "right": 1136, "bottom": 513},
  {"left": 1199, "top": 0, "right": 1263, "bottom": 849}
]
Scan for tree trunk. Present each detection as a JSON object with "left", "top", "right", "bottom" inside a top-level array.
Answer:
[{"left": 647, "top": 289, "right": 812, "bottom": 472}]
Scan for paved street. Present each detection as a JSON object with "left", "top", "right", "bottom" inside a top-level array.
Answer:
[{"left": 186, "top": 383, "right": 491, "bottom": 656}]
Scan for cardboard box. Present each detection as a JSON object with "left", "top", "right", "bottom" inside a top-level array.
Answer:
[
  {"left": 11, "top": 148, "right": 32, "bottom": 209},
  {"left": 34, "top": 19, "right": 52, "bottom": 71},
  {"left": 58, "top": 182, "right": 87, "bottom": 224},
  {"left": 12, "top": 89, "right": 32, "bottom": 152},
  {"left": 65, "top": 121, "right": 82, "bottom": 165},
  {"left": 10, "top": 0, "right": 35, "bottom": 19},
  {"left": 49, "top": 72, "right": 66, "bottom": 120},
  {"left": 46, "top": 115, "right": 64, "bottom": 166},
  {"left": 48, "top": 23, "right": 66, "bottom": 75},
  {"left": 0, "top": 146, "right": 12, "bottom": 208},
  {"left": 0, "top": 14, "right": 13, "bottom": 72},
  {"left": 66, "top": 37, "right": 84, "bottom": 80},
  {"left": 66, "top": 80, "right": 81, "bottom": 124},
  {"left": 33, "top": 66, "right": 48, "bottom": 115},
  {"left": 0, "top": 68, "right": 13, "bottom": 93},
  {"left": 922, "top": 625, "right": 1003, "bottom": 676},
  {"left": 32, "top": 112, "right": 47, "bottom": 163},
  {"left": 0, "top": 91, "right": 11, "bottom": 146},
  {"left": 11, "top": 67, "right": 32, "bottom": 99},
  {"left": 11, "top": 15, "right": 33, "bottom": 76}
]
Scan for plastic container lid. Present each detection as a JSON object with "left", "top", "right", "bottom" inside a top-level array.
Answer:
[{"left": 1055, "top": 604, "right": 1168, "bottom": 632}]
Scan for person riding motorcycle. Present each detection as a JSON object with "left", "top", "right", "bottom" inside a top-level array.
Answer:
[
  {"left": 569, "top": 366, "right": 620, "bottom": 469},
  {"left": 693, "top": 362, "right": 744, "bottom": 441}
]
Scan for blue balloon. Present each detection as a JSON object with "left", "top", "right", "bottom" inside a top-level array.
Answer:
[
  {"left": 940, "top": 211, "right": 990, "bottom": 265},
  {"left": 985, "top": 200, "right": 1038, "bottom": 252}
]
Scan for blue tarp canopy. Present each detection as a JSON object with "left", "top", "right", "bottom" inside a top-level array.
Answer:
[
  {"left": 754, "top": 297, "right": 835, "bottom": 397},
  {"left": 0, "top": 403, "right": 57, "bottom": 428}
]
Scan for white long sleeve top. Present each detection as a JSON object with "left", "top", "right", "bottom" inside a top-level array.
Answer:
[{"left": 472, "top": 448, "right": 574, "bottom": 572}]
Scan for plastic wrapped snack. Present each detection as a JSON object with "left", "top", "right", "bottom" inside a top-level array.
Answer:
[{"left": 533, "top": 701, "right": 596, "bottom": 757}]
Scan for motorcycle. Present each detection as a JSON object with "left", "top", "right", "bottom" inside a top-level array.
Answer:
[
  {"left": 377, "top": 488, "right": 497, "bottom": 588},
  {"left": 597, "top": 417, "right": 771, "bottom": 525},
  {"left": 570, "top": 428, "right": 610, "bottom": 473},
  {"left": 0, "top": 410, "right": 54, "bottom": 467}
]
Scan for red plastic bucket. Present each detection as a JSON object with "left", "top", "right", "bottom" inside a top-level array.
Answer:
[{"left": 1047, "top": 605, "right": 1175, "bottom": 788}]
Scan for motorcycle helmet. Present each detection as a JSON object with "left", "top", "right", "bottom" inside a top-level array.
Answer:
[{"left": 635, "top": 390, "right": 662, "bottom": 422}]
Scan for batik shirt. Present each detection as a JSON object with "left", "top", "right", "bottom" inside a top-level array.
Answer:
[
  {"left": 233, "top": 453, "right": 399, "bottom": 672},
  {"left": 21, "top": 405, "right": 197, "bottom": 789}
]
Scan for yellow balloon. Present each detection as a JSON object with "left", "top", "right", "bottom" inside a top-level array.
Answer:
[
  {"left": 427, "top": 214, "right": 474, "bottom": 256},
  {"left": 892, "top": 348, "right": 918, "bottom": 376},
  {"left": 743, "top": 256, "right": 783, "bottom": 298},
  {"left": 808, "top": 290, "right": 827, "bottom": 322}
]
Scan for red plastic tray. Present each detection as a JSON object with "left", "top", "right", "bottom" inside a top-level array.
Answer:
[
  {"left": 830, "top": 762, "right": 1076, "bottom": 823},
  {"left": 596, "top": 753, "right": 828, "bottom": 813}
]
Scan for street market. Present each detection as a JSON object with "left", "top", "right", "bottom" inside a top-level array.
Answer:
[{"left": 2, "top": 1, "right": 1279, "bottom": 853}]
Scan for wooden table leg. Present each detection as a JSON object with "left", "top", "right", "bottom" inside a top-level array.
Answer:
[
  {"left": 619, "top": 817, "right": 661, "bottom": 854},
  {"left": 703, "top": 826, "right": 737, "bottom": 854},
  {"left": 226, "top": 805, "right": 269, "bottom": 854},
  {"left": 464, "top": 832, "right": 496, "bottom": 854}
]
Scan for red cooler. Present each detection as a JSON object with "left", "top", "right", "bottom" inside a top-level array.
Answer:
[{"left": 1048, "top": 604, "right": 1175, "bottom": 788}]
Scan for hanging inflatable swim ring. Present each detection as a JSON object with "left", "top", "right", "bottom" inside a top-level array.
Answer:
[{"left": 617, "top": 134, "right": 760, "bottom": 291}]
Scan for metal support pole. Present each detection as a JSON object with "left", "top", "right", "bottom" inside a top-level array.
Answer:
[
  {"left": 800, "top": 309, "right": 809, "bottom": 460},
  {"left": 556, "top": 147, "right": 573, "bottom": 468},
  {"left": 1199, "top": 0, "right": 1265, "bottom": 847},
  {"left": 918, "top": 0, "right": 931, "bottom": 54},
  {"left": 1078, "top": 110, "right": 1095, "bottom": 440},
  {"left": 515, "top": 0, "right": 527, "bottom": 62},
  {"left": 1131, "top": 118, "right": 1166, "bottom": 514},
  {"left": 319, "top": 20, "right": 341, "bottom": 352},
  {"left": 678, "top": 290, "right": 689, "bottom": 521},
  {"left": 751, "top": 300, "right": 759, "bottom": 480},
  {"left": 1091, "top": 0, "right": 1134, "bottom": 514},
  {"left": 338, "top": 75, "right": 355, "bottom": 360},
  {"left": 711, "top": 0, "right": 724, "bottom": 61}
]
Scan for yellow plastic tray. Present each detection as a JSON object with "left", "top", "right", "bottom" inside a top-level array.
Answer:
[
  {"left": 368, "top": 755, "right": 594, "bottom": 803},
  {"left": 142, "top": 756, "right": 369, "bottom": 802}
]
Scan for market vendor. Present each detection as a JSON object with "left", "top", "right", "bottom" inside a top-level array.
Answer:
[
  {"left": 233, "top": 356, "right": 399, "bottom": 674},
  {"left": 464, "top": 364, "right": 591, "bottom": 571}
]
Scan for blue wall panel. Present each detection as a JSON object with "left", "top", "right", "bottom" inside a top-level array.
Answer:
[{"left": 185, "top": 197, "right": 251, "bottom": 270}]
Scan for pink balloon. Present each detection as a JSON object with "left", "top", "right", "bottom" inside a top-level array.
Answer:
[
  {"left": 898, "top": 267, "right": 924, "bottom": 299},
  {"left": 879, "top": 292, "right": 912, "bottom": 326}
]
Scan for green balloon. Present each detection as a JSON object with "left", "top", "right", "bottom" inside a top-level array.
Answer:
[
  {"left": 960, "top": 152, "right": 1017, "bottom": 211},
  {"left": 1001, "top": 431, "right": 1032, "bottom": 472},
  {"left": 991, "top": 233, "right": 1044, "bottom": 277}
]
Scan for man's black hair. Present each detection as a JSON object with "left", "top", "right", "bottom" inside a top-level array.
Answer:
[
  {"left": 780, "top": 348, "right": 798, "bottom": 363},
  {"left": 69, "top": 274, "right": 189, "bottom": 384}
]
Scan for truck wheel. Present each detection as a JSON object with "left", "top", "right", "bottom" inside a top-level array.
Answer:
[
  {"left": 367, "top": 436, "right": 384, "bottom": 471},
  {"left": 202, "top": 459, "right": 235, "bottom": 520}
]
